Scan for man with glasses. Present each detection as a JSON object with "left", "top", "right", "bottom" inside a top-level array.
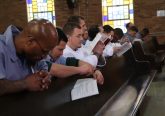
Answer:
[
  {"left": 67, "top": 15, "right": 88, "bottom": 45},
  {"left": 0, "top": 19, "right": 58, "bottom": 96},
  {"left": 63, "top": 22, "right": 104, "bottom": 85},
  {"left": 67, "top": 15, "right": 105, "bottom": 63}
]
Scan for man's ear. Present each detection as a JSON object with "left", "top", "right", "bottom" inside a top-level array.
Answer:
[
  {"left": 67, "top": 35, "right": 72, "bottom": 42},
  {"left": 66, "top": 35, "right": 70, "bottom": 39}
]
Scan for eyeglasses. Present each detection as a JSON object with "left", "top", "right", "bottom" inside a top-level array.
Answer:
[
  {"left": 35, "top": 39, "right": 49, "bottom": 55},
  {"left": 28, "top": 35, "right": 49, "bottom": 56}
]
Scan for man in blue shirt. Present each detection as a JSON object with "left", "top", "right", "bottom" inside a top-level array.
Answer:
[
  {"left": 0, "top": 19, "right": 58, "bottom": 96},
  {"left": 47, "top": 27, "right": 81, "bottom": 66}
]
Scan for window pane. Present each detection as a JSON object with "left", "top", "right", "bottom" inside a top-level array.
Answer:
[
  {"left": 26, "top": 0, "right": 56, "bottom": 25},
  {"left": 102, "top": 0, "right": 134, "bottom": 32}
]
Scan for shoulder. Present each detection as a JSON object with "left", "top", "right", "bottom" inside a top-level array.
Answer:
[
  {"left": 55, "top": 56, "right": 67, "bottom": 65},
  {"left": 44, "top": 55, "right": 51, "bottom": 62},
  {"left": 34, "top": 60, "right": 48, "bottom": 72},
  {"left": 0, "top": 36, "right": 6, "bottom": 54},
  {"left": 63, "top": 46, "right": 75, "bottom": 57},
  {"left": 63, "top": 51, "right": 75, "bottom": 58},
  {"left": 58, "top": 56, "right": 66, "bottom": 60}
]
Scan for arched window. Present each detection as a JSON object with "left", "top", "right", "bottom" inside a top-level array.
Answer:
[
  {"left": 26, "top": 0, "right": 56, "bottom": 25},
  {"left": 102, "top": 0, "right": 134, "bottom": 32}
]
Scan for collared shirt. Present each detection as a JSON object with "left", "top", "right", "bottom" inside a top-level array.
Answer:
[
  {"left": 63, "top": 45, "right": 98, "bottom": 67},
  {"left": 0, "top": 25, "right": 47, "bottom": 80},
  {"left": 45, "top": 55, "right": 66, "bottom": 65}
]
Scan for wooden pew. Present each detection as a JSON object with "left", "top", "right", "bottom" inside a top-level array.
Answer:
[
  {"left": 151, "top": 36, "right": 165, "bottom": 50},
  {"left": 0, "top": 49, "right": 155, "bottom": 116},
  {"left": 96, "top": 49, "right": 157, "bottom": 116},
  {"left": 132, "top": 40, "right": 165, "bottom": 72},
  {"left": 143, "top": 37, "right": 165, "bottom": 60},
  {"left": 149, "top": 32, "right": 165, "bottom": 44}
]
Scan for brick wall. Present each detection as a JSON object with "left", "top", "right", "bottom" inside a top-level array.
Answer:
[
  {"left": 0, "top": 0, "right": 27, "bottom": 33},
  {"left": 0, "top": 0, "right": 165, "bottom": 33},
  {"left": 55, "top": 0, "right": 102, "bottom": 28},
  {"left": 134, "top": 0, "right": 165, "bottom": 33}
]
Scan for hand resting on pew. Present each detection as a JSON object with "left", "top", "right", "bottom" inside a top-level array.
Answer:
[{"left": 93, "top": 70, "right": 104, "bottom": 85}]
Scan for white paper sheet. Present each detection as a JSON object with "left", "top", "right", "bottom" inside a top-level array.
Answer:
[
  {"left": 115, "top": 42, "right": 132, "bottom": 57},
  {"left": 71, "top": 78, "right": 99, "bottom": 101},
  {"left": 87, "top": 33, "right": 102, "bottom": 54}
]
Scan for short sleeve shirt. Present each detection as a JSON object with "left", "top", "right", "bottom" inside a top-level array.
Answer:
[
  {"left": 63, "top": 45, "right": 98, "bottom": 67},
  {"left": 45, "top": 55, "right": 67, "bottom": 65},
  {"left": 0, "top": 25, "right": 47, "bottom": 80}
]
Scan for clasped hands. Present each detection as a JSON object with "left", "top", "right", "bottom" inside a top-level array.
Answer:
[{"left": 24, "top": 70, "right": 52, "bottom": 91}]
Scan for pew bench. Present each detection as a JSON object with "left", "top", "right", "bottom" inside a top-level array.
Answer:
[
  {"left": 133, "top": 40, "right": 165, "bottom": 72},
  {"left": 0, "top": 49, "right": 158, "bottom": 116}
]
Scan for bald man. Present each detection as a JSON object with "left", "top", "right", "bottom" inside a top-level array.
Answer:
[{"left": 0, "top": 19, "right": 58, "bottom": 96}]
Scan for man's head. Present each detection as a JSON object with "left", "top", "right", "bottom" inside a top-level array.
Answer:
[
  {"left": 16, "top": 19, "right": 58, "bottom": 62},
  {"left": 141, "top": 28, "right": 149, "bottom": 38},
  {"left": 67, "top": 15, "right": 87, "bottom": 35},
  {"left": 128, "top": 26, "right": 138, "bottom": 37},
  {"left": 126, "top": 22, "right": 134, "bottom": 31},
  {"left": 113, "top": 28, "right": 124, "bottom": 42},
  {"left": 63, "top": 22, "right": 83, "bottom": 50},
  {"left": 88, "top": 24, "right": 100, "bottom": 41},
  {"left": 103, "top": 25, "right": 114, "bottom": 37},
  {"left": 50, "top": 27, "right": 68, "bottom": 59}
]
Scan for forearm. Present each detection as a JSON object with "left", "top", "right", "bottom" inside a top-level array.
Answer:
[
  {"left": 50, "top": 63, "right": 81, "bottom": 78},
  {"left": 0, "top": 79, "right": 26, "bottom": 96},
  {"left": 78, "top": 60, "right": 91, "bottom": 67}
]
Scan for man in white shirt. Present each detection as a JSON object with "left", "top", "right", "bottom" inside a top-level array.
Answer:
[
  {"left": 63, "top": 22, "right": 104, "bottom": 67},
  {"left": 63, "top": 22, "right": 104, "bottom": 84},
  {"left": 67, "top": 16, "right": 105, "bottom": 58}
]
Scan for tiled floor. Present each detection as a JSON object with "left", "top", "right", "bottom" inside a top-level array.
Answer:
[
  {"left": 140, "top": 66, "right": 165, "bottom": 116},
  {"left": 141, "top": 82, "right": 165, "bottom": 116}
]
